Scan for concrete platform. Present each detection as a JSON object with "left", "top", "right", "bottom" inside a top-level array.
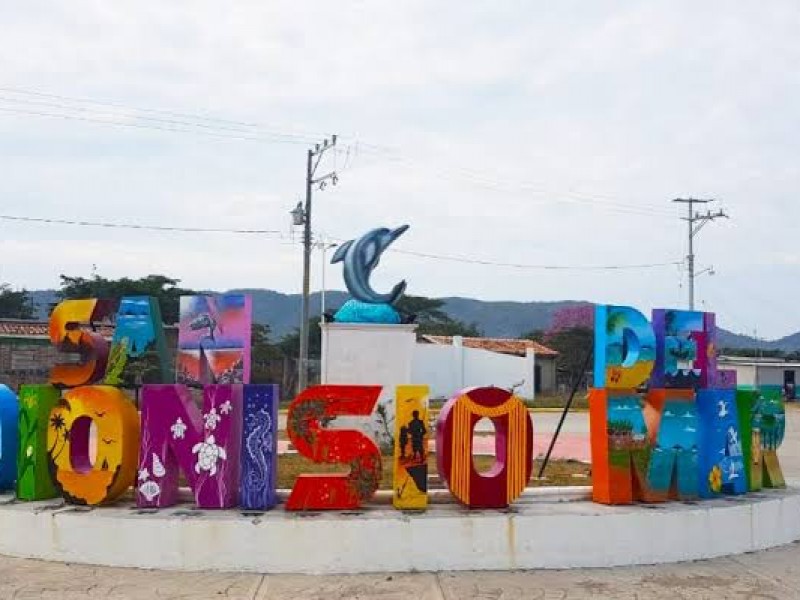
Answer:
[{"left": 0, "top": 486, "right": 798, "bottom": 574}]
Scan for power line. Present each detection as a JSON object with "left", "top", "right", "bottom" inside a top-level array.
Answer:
[
  {"left": 391, "top": 247, "right": 681, "bottom": 270},
  {"left": 0, "top": 86, "right": 329, "bottom": 142},
  {"left": 1, "top": 86, "right": 677, "bottom": 219},
  {"left": 0, "top": 212, "right": 682, "bottom": 271},
  {"left": 0, "top": 214, "right": 284, "bottom": 236},
  {"left": 0, "top": 105, "right": 315, "bottom": 146},
  {"left": 327, "top": 235, "right": 681, "bottom": 271},
  {"left": 348, "top": 144, "right": 675, "bottom": 218}
]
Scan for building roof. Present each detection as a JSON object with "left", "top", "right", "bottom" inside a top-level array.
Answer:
[
  {"left": 719, "top": 355, "right": 800, "bottom": 369},
  {"left": 420, "top": 335, "right": 559, "bottom": 357},
  {"left": 0, "top": 318, "right": 115, "bottom": 339}
]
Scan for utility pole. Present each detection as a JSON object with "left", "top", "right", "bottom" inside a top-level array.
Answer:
[
  {"left": 673, "top": 198, "right": 728, "bottom": 310},
  {"left": 296, "top": 135, "right": 337, "bottom": 393}
]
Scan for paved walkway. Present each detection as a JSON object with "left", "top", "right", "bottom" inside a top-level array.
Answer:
[
  {"left": 1, "top": 407, "right": 797, "bottom": 599},
  {"left": 2, "top": 543, "right": 800, "bottom": 599}
]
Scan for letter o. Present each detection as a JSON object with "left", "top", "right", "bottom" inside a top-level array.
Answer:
[{"left": 436, "top": 387, "right": 533, "bottom": 508}]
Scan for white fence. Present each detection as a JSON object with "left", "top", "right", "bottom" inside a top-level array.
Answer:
[{"left": 412, "top": 337, "right": 536, "bottom": 400}]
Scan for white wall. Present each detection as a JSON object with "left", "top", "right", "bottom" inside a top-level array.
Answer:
[
  {"left": 412, "top": 338, "right": 535, "bottom": 400},
  {"left": 321, "top": 323, "right": 418, "bottom": 448}
]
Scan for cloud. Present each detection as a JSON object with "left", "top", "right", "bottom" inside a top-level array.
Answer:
[{"left": 1, "top": 1, "right": 799, "bottom": 337}]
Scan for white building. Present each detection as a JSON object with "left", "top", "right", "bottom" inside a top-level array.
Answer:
[
  {"left": 414, "top": 335, "right": 559, "bottom": 400},
  {"left": 320, "top": 324, "right": 559, "bottom": 405},
  {"left": 717, "top": 355, "right": 800, "bottom": 398}
]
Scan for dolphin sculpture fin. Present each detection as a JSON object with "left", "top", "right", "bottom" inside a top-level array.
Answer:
[{"left": 330, "top": 241, "right": 352, "bottom": 264}]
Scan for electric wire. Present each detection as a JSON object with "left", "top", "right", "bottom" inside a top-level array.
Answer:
[
  {"left": 1, "top": 86, "right": 677, "bottom": 218},
  {"left": 0, "top": 214, "right": 284, "bottom": 236},
  {"left": 1, "top": 214, "right": 681, "bottom": 271},
  {"left": 326, "top": 234, "right": 681, "bottom": 271},
  {"left": 0, "top": 86, "right": 329, "bottom": 141}
]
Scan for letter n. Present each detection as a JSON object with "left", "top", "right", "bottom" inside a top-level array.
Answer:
[{"left": 137, "top": 384, "right": 242, "bottom": 508}]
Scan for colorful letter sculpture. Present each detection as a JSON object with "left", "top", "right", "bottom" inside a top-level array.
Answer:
[
  {"left": 104, "top": 296, "right": 169, "bottom": 385},
  {"left": 176, "top": 294, "right": 252, "bottom": 385},
  {"left": 47, "top": 386, "right": 140, "bottom": 505},
  {"left": 49, "top": 299, "right": 112, "bottom": 387},
  {"left": 591, "top": 305, "right": 783, "bottom": 506},
  {"left": 590, "top": 389, "right": 659, "bottom": 504},
  {"left": 436, "top": 387, "right": 532, "bottom": 509},
  {"left": 646, "top": 389, "right": 699, "bottom": 500},
  {"left": 393, "top": 385, "right": 429, "bottom": 510},
  {"left": 239, "top": 385, "right": 279, "bottom": 510},
  {"left": 0, "top": 385, "right": 18, "bottom": 490},
  {"left": 735, "top": 389, "right": 763, "bottom": 490},
  {"left": 652, "top": 309, "right": 715, "bottom": 389},
  {"left": 594, "top": 305, "right": 655, "bottom": 389},
  {"left": 697, "top": 389, "right": 746, "bottom": 498},
  {"left": 137, "top": 385, "right": 243, "bottom": 508},
  {"left": 17, "top": 385, "right": 60, "bottom": 500},
  {"left": 757, "top": 386, "right": 786, "bottom": 488},
  {"left": 286, "top": 385, "right": 382, "bottom": 511}
]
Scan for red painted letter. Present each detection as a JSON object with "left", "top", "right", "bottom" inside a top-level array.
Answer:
[{"left": 286, "top": 385, "right": 382, "bottom": 511}]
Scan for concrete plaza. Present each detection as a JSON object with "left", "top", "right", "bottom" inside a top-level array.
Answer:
[{"left": 2, "top": 407, "right": 798, "bottom": 599}]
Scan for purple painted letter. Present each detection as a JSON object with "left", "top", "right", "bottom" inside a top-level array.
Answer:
[{"left": 137, "top": 384, "right": 243, "bottom": 509}]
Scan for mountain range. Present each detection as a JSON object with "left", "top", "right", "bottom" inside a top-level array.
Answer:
[{"left": 27, "top": 288, "right": 798, "bottom": 351}]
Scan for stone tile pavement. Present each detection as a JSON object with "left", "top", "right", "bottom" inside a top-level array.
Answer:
[{"left": 2, "top": 543, "right": 800, "bottom": 599}]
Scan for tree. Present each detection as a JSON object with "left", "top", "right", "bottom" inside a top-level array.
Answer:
[
  {"left": 251, "top": 323, "right": 285, "bottom": 383},
  {"left": 542, "top": 305, "right": 594, "bottom": 388},
  {"left": 395, "top": 295, "right": 450, "bottom": 323},
  {"left": 548, "top": 304, "right": 594, "bottom": 333},
  {"left": 58, "top": 274, "right": 195, "bottom": 323},
  {"left": 279, "top": 319, "right": 323, "bottom": 359},
  {"left": 395, "top": 294, "right": 482, "bottom": 337},
  {"left": 520, "top": 329, "right": 545, "bottom": 343},
  {"left": 0, "top": 284, "right": 35, "bottom": 319}
]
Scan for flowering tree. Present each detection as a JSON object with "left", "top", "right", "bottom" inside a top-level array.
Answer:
[
  {"left": 546, "top": 304, "right": 594, "bottom": 338},
  {"left": 544, "top": 304, "right": 594, "bottom": 389}
]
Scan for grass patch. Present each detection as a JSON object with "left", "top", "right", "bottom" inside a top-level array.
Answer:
[
  {"left": 276, "top": 453, "right": 590, "bottom": 489},
  {"left": 526, "top": 393, "right": 589, "bottom": 410}
]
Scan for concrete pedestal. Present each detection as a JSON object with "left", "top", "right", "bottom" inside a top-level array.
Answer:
[
  {"left": 1, "top": 488, "right": 799, "bottom": 573},
  {"left": 321, "top": 323, "right": 418, "bottom": 449}
]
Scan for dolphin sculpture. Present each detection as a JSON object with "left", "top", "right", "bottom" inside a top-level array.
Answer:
[{"left": 331, "top": 225, "right": 410, "bottom": 305}]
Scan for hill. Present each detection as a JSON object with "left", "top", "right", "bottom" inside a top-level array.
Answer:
[{"left": 26, "top": 288, "right": 797, "bottom": 350}]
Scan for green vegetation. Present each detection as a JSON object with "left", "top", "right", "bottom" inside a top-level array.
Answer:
[
  {"left": 58, "top": 274, "right": 195, "bottom": 324},
  {"left": 0, "top": 284, "right": 35, "bottom": 319},
  {"left": 526, "top": 393, "right": 589, "bottom": 410},
  {"left": 395, "top": 295, "right": 481, "bottom": 337},
  {"left": 608, "top": 419, "right": 634, "bottom": 435}
]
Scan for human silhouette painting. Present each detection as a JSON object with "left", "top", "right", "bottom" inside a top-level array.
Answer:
[
  {"left": 399, "top": 425, "right": 409, "bottom": 459},
  {"left": 407, "top": 410, "right": 427, "bottom": 461},
  {"left": 393, "top": 388, "right": 430, "bottom": 509}
]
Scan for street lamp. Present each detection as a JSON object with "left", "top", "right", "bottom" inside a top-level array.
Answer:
[
  {"left": 318, "top": 241, "right": 339, "bottom": 325},
  {"left": 290, "top": 202, "right": 305, "bottom": 227}
]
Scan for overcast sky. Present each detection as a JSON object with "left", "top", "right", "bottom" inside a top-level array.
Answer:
[{"left": 1, "top": 2, "right": 799, "bottom": 338}]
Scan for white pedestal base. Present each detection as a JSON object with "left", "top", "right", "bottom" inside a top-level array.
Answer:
[{"left": 0, "top": 488, "right": 798, "bottom": 574}]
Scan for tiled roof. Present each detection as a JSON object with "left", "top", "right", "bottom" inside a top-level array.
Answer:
[
  {"left": 420, "top": 335, "right": 559, "bottom": 357},
  {"left": 0, "top": 319, "right": 115, "bottom": 339}
]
